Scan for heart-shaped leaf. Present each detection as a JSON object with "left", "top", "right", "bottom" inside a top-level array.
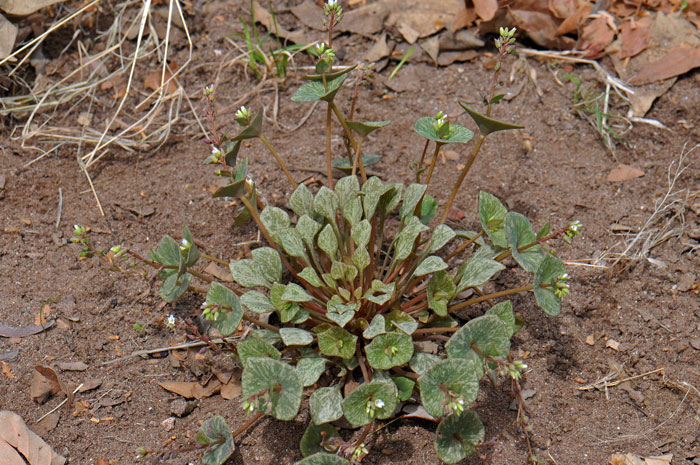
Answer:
[
  {"left": 385, "top": 310, "right": 418, "bottom": 335},
  {"left": 198, "top": 416, "right": 234, "bottom": 465},
  {"left": 296, "top": 357, "right": 327, "bottom": 387},
  {"left": 409, "top": 352, "right": 441, "bottom": 376},
  {"left": 365, "top": 332, "right": 414, "bottom": 370},
  {"left": 241, "top": 290, "right": 275, "bottom": 314},
  {"left": 434, "top": 410, "right": 484, "bottom": 464},
  {"left": 414, "top": 117, "right": 474, "bottom": 143},
  {"left": 428, "top": 270, "right": 456, "bottom": 316},
  {"left": 151, "top": 235, "right": 180, "bottom": 267},
  {"left": 342, "top": 380, "right": 398, "bottom": 426},
  {"left": 418, "top": 359, "right": 479, "bottom": 418},
  {"left": 206, "top": 282, "right": 243, "bottom": 336},
  {"left": 300, "top": 423, "right": 340, "bottom": 458},
  {"left": 400, "top": 184, "right": 427, "bottom": 220},
  {"left": 446, "top": 314, "right": 511, "bottom": 361},
  {"left": 237, "top": 335, "right": 281, "bottom": 366},
  {"left": 317, "top": 326, "right": 357, "bottom": 359},
  {"left": 251, "top": 247, "right": 282, "bottom": 283},
  {"left": 485, "top": 300, "right": 517, "bottom": 337},
  {"left": 230, "top": 259, "right": 270, "bottom": 289},
  {"left": 261, "top": 206, "right": 291, "bottom": 235},
  {"left": 160, "top": 271, "right": 191, "bottom": 302},
  {"left": 296, "top": 453, "right": 351, "bottom": 465},
  {"left": 362, "top": 314, "right": 386, "bottom": 339},
  {"left": 242, "top": 357, "right": 303, "bottom": 421},
  {"left": 289, "top": 183, "right": 315, "bottom": 218},
  {"left": 478, "top": 191, "right": 508, "bottom": 248},
  {"left": 309, "top": 386, "right": 343, "bottom": 425},
  {"left": 534, "top": 254, "right": 566, "bottom": 316},
  {"left": 213, "top": 180, "right": 247, "bottom": 199},
  {"left": 428, "top": 224, "right": 456, "bottom": 253},
  {"left": 455, "top": 256, "right": 505, "bottom": 294},
  {"left": 505, "top": 212, "right": 544, "bottom": 272},
  {"left": 414, "top": 255, "right": 448, "bottom": 277},
  {"left": 292, "top": 73, "right": 348, "bottom": 102},
  {"left": 280, "top": 328, "right": 314, "bottom": 346},
  {"left": 298, "top": 267, "right": 324, "bottom": 288},
  {"left": 346, "top": 120, "right": 391, "bottom": 137}
]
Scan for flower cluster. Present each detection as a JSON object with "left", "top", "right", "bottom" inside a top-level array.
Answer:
[
  {"left": 432, "top": 111, "right": 451, "bottom": 139},
  {"left": 235, "top": 105, "right": 251, "bottom": 127},
  {"left": 554, "top": 273, "right": 570, "bottom": 298},
  {"left": 364, "top": 398, "right": 385, "bottom": 417}
]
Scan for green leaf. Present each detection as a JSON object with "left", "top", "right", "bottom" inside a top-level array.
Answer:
[
  {"left": 334, "top": 176, "right": 360, "bottom": 223},
  {"left": 362, "top": 314, "right": 386, "bottom": 339},
  {"left": 296, "top": 357, "right": 327, "bottom": 386},
  {"left": 282, "top": 283, "right": 314, "bottom": 302},
  {"left": 313, "top": 187, "right": 339, "bottom": 222},
  {"left": 160, "top": 271, "right": 191, "bottom": 302},
  {"left": 223, "top": 140, "right": 242, "bottom": 166},
  {"left": 241, "top": 290, "right": 275, "bottom": 314},
  {"left": 330, "top": 261, "right": 357, "bottom": 283},
  {"left": 385, "top": 310, "right": 418, "bottom": 335},
  {"left": 414, "top": 255, "right": 448, "bottom": 277},
  {"left": 296, "top": 453, "right": 350, "bottom": 465},
  {"left": 446, "top": 314, "right": 511, "bottom": 361},
  {"left": 342, "top": 380, "right": 398, "bottom": 426},
  {"left": 428, "top": 224, "right": 456, "bottom": 253},
  {"left": 280, "top": 302, "right": 302, "bottom": 323},
  {"left": 206, "top": 282, "right": 243, "bottom": 336},
  {"left": 232, "top": 111, "right": 263, "bottom": 140},
  {"left": 230, "top": 259, "right": 270, "bottom": 289},
  {"left": 181, "top": 226, "right": 200, "bottom": 268},
  {"left": 252, "top": 328, "right": 282, "bottom": 345},
  {"left": 414, "top": 117, "right": 474, "bottom": 143},
  {"left": 317, "top": 224, "right": 338, "bottom": 260},
  {"left": 351, "top": 247, "right": 370, "bottom": 272},
  {"left": 251, "top": 247, "right": 282, "bottom": 283},
  {"left": 237, "top": 335, "right": 281, "bottom": 366},
  {"left": 378, "top": 183, "right": 402, "bottom": 218},
  {"left": 198, "top": 416, "right": 234, "bottom": 465},
  {"left": 392, "top": 376, "right": 416, "bottom": 401},
  {"left": 394, "top": 216, "right": 430, "bottom": 261},
  {"left": 289, "top": 184, "right": 314, "bottom": 218},
  {"left": 365, "top": 332, "right": 414, "bottom": 370},
  {"left": 360, "top": 177, "right": 384, "bottom": 219},
  {"left": 302, "top": 64, "right": 357, "bottom": 81},
  {"left": 534, "top": 254, "right": 566, "bottom": 316},
  {"left": 326, "top": 311, "right": 355, "bottom": 328},
  {"left": 419, "top": 194, "right": 438, "bottom": 224},
  {"left": 260, "top": 206, "right": 291, "bottom": 235},
  {"left": 536, "top": 222, "right": 551, "bottom": 240},
  {"left": 485, "top": 300, "right": 517, "bottom": 337},
  {"left": 346, "top": 120, "right": 391, "bottom": 137},
  {"left": 309, "top": 386, "right": 343, "bottom": 425},
  {"left": 300, "top": 423, "right": 340, "bottom": 457},
  {"left": 479, "top": 191, "right": 508, "bottom": 248},
  {"left": 400, "top": 183, "right": 427, "bottom": 220},
  {"left": 321, "top": 273, "right": 336, "bottom": 289},
  {"left": 280, "top": 328, "right": 314, "bottom": 346},
  {"left": 418, "top": 359, "right": 480, "bottom": 418},
  {"left": 299, "top": 267, "right": 324, "bottom": 288},
  {"left": 317, "top": 326, "right": 357, "bottom": 359},
  {"left": 409, "top": 351, "right": 441, "bottom": 376},
  {"left": 455, "top": 256, "right": 505, "bottom": 294},
  {"left": 296, "top": 215, "right": 322, "bottom": 249},
  {"left": 460, "top": 101, "right": 524, "bottom": 136},
  {"left": 292, "top": 73, "right": 348, "bottom": 102},
  {"left": 242, "top": 357, "right": 302, "bottom": 421},
  {"left": 332, "top": 154, "right": 382, "bottom": 173},
  {"left": 363, "top": 280, "right": 395, "bottom": 305},
  {"left": 152, "top": 235, "right": 180, "bottom": 266},
  {"left": 351, "top": 220, "right": 371, "bottom": 248},
  {"left": 505, "top": 212, "right": 544, "bottom": 272},
  {"left": 276, "top": 228, "right": 307, "bottom": 259},
  {"left": 428, "top": 270, "right": 456, "bottom": 316},
  {"left": 434, "top": 410, "right": 484, "bottom": 464},
  {"left": 212, "top": 180, "right": 247, "bottom": 199}
]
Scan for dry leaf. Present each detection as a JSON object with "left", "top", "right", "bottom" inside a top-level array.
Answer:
[
  {"left": 203, "top": 262, "right": 233, "bottom": 282},
  {"left": 220, "top": 380, "right": 242, "bottom": 400},
  {"left": 143, "top": 62, "right": 179, "bottom": 94},
  {"left": 643, "top": 454, "right": 672, "bottom": 465},
  {"left": 606, "top": 339, "right": 620, "bottom": 351},
  {"left": 31, "top": 367, "right": 61, "bottom": 404},
  {"left": 585, "top": 335, "right": 595, "bottom": 346},
  {"left": 78, "top": 379, "right": 102, "bottom": 392},
  {"left": 447, "top": 208, "right": 465, "bottom": 221},
  {"left": 472, "top": 0, "right": 498, "bottom": 21},
  {"left": 1, "top": 320, "right": 55, "bottom": 338},
  {"left": 289, "top": 0, "right": 324, "bottom": 31},
  {"left": 556, "top": 3, "right": 593, "bottom": 36},
  {"left": 0, "top": 12, "right": 17, "bottom": 60},
  {"left": 1, "top": 361, "right": 14, "bottom": 379},
  {"left": 0, "top": 0, "right": 65, "bottom": 16},
  {"left": 450, "top": 7, "right": 475, "bottom": 32},
  {"left": 607, "top": 164, "right": 645, "bottom": 182},
  {"left": 56, "top": 361, "right": 88, "bottom": 372},
  {"left": 0, "top": 410, "right": 66, "bottom": 465},
  {"left": 628, "top": 45, "right": 700, "bottom": 85},
  {"left": 548, "top": 0, "right": 578, "bottom": 19},
  {"left": 34, "top": 411, "right": 60, "bottom": 436},
  {"left": 158, "top": 379, "right": 222, "bottom": 399},
  {"left": 619, "top": 17, "right": 651, "bottom": 59},
  {"left": 580, "top": 15, "right": 616, "bottom": 58},
  {"left": 365, "top": 32, "right": 392, "bottom": 62}
]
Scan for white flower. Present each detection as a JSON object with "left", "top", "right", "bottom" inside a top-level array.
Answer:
[
  {"left": 327, "top": 0, "right": 337, "bottom": 6},
  {"left": 167, "top": 314, "right": 175, "bottom": 326},
  {"left": 374, "top": 399, "right": 385, "bottom": 409},
  {"left": 181, "top": 238, "right": 189, "bottom": 247}
]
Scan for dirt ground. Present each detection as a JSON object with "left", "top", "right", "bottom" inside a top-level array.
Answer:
[{"left": 1, "top": 2, "right": 699, "bottom": 464}]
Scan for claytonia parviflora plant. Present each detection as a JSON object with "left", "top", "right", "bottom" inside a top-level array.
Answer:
[{"left": 73, "top": 20, "right": 581, "bottom": 465}]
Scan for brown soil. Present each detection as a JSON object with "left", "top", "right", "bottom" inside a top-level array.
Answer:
[{"left": 1, "top": 2, "right": 699, "bottom": 465}]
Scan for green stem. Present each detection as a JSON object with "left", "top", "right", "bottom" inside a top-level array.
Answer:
[
  {"left": 445, "top": 230, "right": 484, "bottom": 261},
  {"left": 330, "top": 101, "right": 358, "bottom": 152},
  {"left": 351, "top": 136, "right": 367, "bottom": 183},
  {"left": 325, "top": 104, "right": 334, "bottom": 189},
  {"left": 258, "top": 135, "right": 298, "bottom": 188},
  {"left": 423, "top": 142, "right": 443, "bottom": 187},
  {"left": 242, "top": 313, "right": 279, "bottom": 332},
  {"left": 448, "top": 284, "right": 534, "bottom": 313},
  {"left": 413, "top": 326, "right": 459, "bottom": 335},
  {"left": 439, "top": 134, "right": 486, "bottom": 224},
  {"left": 494, "top": 225, "right": 570, "bottom": 262},
  {"left": 201, "top": 253, "right": 228, "bottom": 266},
  {"left": 416, "top": 139, "right": 430, "bottom": 183},
  {"left": 232, "top": 412, "right": 264, "bottom": 438}
]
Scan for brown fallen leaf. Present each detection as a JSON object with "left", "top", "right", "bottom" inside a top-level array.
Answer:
[
  {"left": 449, "top": 6, "right": 476, "bottom": 33},
  {"left": 32, "top": 366, "right": 72, "bottom": 409},
  {"left": 628, "top": 45, "right": 700, "bottom": 85},
  {"left": 607, "top": 164, "right": 645, "bottom": 182},
  {"left": 548, "top": 0, "right": 578, "bottom": 19},
  {"left": 34, "top": 304, "right": 52, "bottom": 326},
  {"left": 34, "top": 411, "right": 60, "bottom": 436},
  {"left": 472, "top": 0, "right": 498, "bottom": 21},
  {"left": 619, "top": 17, "right": 651, "bottom": 59},
  {"left": 643, "top": 455, "right": 672, "bottom": 465},
  {"left": 447, "top": 208, "right": 465, "bottom": 222},
  {"left": 56, "top": 361, "right": 88, "bottom": 372},
  {"left": 203, "top": 262, "right": 233, "bottom": 282},
  {"left": 0, "top": 410, "right": 66, "bottom": 465},
  {"left": 1, "top": 361, "right": 15, "bottom": 379},
  {"left": 78, "top": 378, "right": 103, "bottom": 393},
  {"left": 220, "top": 380, "right": 242, "bottom": 400},
  {"left": 556, "top": 2, "right": 594, "bottom": 36},
  {"left": 0, "top": 320, "right": 55, "bottom": 338},
  {"left": 143, "top": 61, "right": 180, "bottom": 95},
  {"left": 580, "top": 14, "right": 616, "bottom": 59}
]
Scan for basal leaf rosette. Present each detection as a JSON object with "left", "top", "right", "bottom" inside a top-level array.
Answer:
[
  {"left": 342, "top": 380, "right": 398, "bottom": 426},
  {"left": 197, "top": 416, "right": 234, "bottom": 465},
  {"left": 418, "top": 359, "right": 480, "bottom": 418},
  {"left": 242, "top": 357, "right": 303, "bottom": 421},
  {"left": 435, "top": 410, "right": 484, "bottom": 464}
]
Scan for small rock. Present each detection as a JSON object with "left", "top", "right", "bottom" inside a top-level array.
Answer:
[
  {"left": 161, "top": 417, "right": 175, "bottom": 431},
  {"left": 606, "top": 339, "right": 620, "bottom": 351},
  {"left": 585, "top": 335, "right": 595, "bottom": 346},
  {"left": 678, "top": 272, "right": 696, "bottom": 292},
  {"left": 690, "top": 338, "right": 700, "bottom": 350},
  {"left": 444, "top": 150, "right": 460, "bottom": 161},
  {"left": 170, "top": 399, "right": 195, "bottom": 417}
]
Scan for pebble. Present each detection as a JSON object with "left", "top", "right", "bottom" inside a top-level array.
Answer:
[
  {"left": 170, "top": 399, "right": 195, "bottom": 417},
  {"left": 161, "top": 417, "right": 175, "bottom": 431},
  {"left": 690, "top": 338, "right": 700, "bottom": 350}
]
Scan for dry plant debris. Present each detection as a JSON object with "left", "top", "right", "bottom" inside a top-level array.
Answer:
[{"left": 0, "top": 410, "right": 66, "bottom": 465}]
